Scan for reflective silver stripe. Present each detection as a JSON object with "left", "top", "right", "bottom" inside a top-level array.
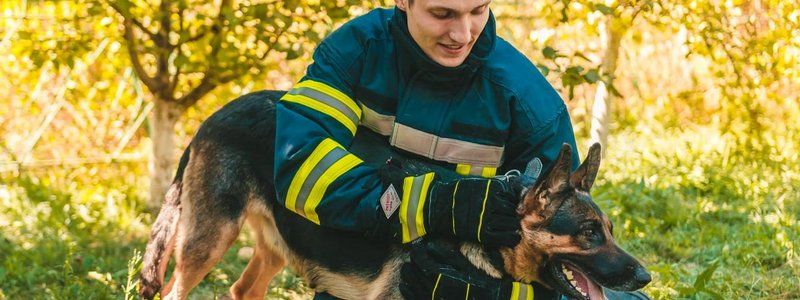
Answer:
[
  {"left": 289, "top": 87, "right": 360, "bottom": 128},
  {"left": 469, "top": 165, "right": 485, "bottom": 176},
  {"left": 294, "top": 147, "right": 348, "bottom": 218},
  {"left": 405, "top": 175, "right": 426, "bottom": 241},
  {"left": 391, "top": 123, "right": 504, "bottom": 167},
  {"left": 517, "top": 283, "right": 528, "bottom": 300},
  {"left": 360, "top": 103, "right": 395, "bottom": 136}
]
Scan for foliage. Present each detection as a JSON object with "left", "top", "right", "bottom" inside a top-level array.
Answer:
[
  {"left": 592, "top": 124, "right": 800, "bottom": 299},
  {"left": 103, "top": 0, "right": 377, "bottom": 106},
  {"left": 2, "top": 0, "right": 800, "bottom": 299}
]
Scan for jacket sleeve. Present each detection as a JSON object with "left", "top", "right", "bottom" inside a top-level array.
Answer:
[
  {"left": 273, "top": 31, "right": 390, "bottom": 236},
  {"left": 502, "top": 76, "right": 580, "bottom": 181}
]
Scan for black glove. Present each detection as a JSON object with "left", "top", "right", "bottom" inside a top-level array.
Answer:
[
  {"left": 379, "top": 160, "right": 521, "bottom": 247},
  {"left": 400, "top": 240, "right": 559, "bottom": 300}
]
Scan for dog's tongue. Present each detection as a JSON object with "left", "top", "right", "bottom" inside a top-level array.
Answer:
[{"left": 566, "top": 264, "right": 605, "bottom": 300}]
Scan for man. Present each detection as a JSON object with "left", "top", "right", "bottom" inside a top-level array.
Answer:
[{"left": 274, "top": 0, "right": 579, "bottom": 298}]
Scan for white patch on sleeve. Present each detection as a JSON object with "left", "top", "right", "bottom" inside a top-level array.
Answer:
[{"left": 381, "top": 184, "right": 401, "bottom": 219}]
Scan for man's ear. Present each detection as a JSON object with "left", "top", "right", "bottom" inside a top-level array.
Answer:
[
  {"left": 570, "top": 143, "right": 601, "bottom": 191},
  {"left": 519, "top": 144, "right": 573, "bottom": 215},
  {"left": 396, "top": 0, "right": 408, "bottom": 11}
]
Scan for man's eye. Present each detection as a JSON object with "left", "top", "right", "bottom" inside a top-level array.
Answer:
[
  {"left": 472, "top": 6, "right": 487, "bottom": 15},
  {"left": 432, "top": 11, "right": 450, "bottom": 19}
]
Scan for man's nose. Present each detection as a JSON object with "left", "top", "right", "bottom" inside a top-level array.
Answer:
[{"left": 448, "top": 17, "right": 471, "bottom": 44}]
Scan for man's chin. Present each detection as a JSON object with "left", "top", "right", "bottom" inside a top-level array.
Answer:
[{"left": 431, "top": 55, "right": 468, "bottom": 68}]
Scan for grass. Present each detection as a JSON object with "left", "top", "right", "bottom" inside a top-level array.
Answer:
[
  {"left": 0, "top": 171, "right": 308, "bottom": 299},
  {"left": 1, "top": 125, "right": 798, "bottom": 299},
  {"left": 594, "top": 126, "right": 800, "bottom": 299}
]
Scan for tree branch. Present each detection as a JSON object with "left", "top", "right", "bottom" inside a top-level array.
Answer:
[
  {"left": 122, "top": 19, "right": 160, "bottom": 95},
  {"left": 208, "top": 0, "right": 232, "bottom": 61},
  {"left": 107, "top": 1, "right": 157, "bottom": 39},
  {"left": 182, "top": 30, "right": 208, "bottom": 44},
  {"left": 176, "top": 75, "right": 216, "bottom": 109},
  {"left": 168, "top": 5, "right": 186, "bottom": 95},
  {"left": 258, "top": 24, "right": 287, "bottom": 60},
  {"left": 154, "top": 0, "right": 173, "bottom": 97}
]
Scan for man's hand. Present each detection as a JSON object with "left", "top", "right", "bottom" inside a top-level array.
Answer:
[
  {"left": 400, "top": 240, "right": 559, "bottom": 299},
  {"left": 429, "top": 174, "right": 522, "bottom": 248},
  {"left": 379, "top": 160, "right": 522, "bottom": 248}
]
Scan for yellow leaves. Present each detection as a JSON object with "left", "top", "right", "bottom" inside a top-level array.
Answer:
[{"left": 100, "top": 16, "right": 113, "bottom": 26}]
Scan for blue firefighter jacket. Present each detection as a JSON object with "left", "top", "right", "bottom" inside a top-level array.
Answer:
[{"left": 274, "top": 7, "right": 579, "bottom": 238}]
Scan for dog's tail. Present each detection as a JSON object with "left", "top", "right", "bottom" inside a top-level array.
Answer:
[{"left": 139, "top": 147, "right": 191, "bottom": 299}]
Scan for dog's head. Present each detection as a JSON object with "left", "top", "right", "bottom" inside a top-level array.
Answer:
[{"left": 501, "top": 143, "right": 651, "bottom": 300}]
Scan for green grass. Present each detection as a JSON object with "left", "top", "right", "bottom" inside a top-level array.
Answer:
[
  {"left": 1, "top": 126, "right": 798, "bottom": 299},
  {"left": 0, "top": 173, "right": 308, "bottom": 299},
  {"left": 593, "top": 127, "right": 800, "bottom": 299}
]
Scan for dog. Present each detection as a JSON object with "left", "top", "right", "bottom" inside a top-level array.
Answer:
[{"left": 138, "top": 90, "right": 651, "bottom": 300}]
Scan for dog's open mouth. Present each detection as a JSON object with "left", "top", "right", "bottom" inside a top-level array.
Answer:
[{"left": 553, "top": 262, "right": 605, "bottom": 300}]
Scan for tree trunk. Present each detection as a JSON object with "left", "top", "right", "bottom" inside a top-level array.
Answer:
[
  {"left": 590, "top": 18, "right": 626, "bottom": 154},
  {"left": 148, "top": 99, "right": 183, "bottom": 209}
]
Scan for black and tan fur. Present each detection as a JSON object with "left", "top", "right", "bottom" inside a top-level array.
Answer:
[{"left": 139, "top": 91, "right": 649, "bottom": 300}]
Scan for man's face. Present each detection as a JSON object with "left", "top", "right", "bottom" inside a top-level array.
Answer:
[{"left": 397, "top": 0, "right": 491, "bottom": 67}]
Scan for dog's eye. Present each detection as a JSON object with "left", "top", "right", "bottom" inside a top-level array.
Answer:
[{"left": 581, "top": 228, "right": 597, "bottom": 237}]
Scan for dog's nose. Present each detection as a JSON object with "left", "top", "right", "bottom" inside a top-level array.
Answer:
[{"left": 633, "top": 266, "right": 652, "bottom": 288}]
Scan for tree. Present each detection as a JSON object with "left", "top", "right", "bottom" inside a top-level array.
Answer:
[
  {"left": 587, "top": 0, "right": 656, "bottom": 153},
  {"left": 105, "top": 0, "right": 367, "bottom": 208}
]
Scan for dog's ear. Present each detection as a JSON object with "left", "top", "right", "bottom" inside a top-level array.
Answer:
[
  {"left": 570, "top": 143, "right": 601, "bottom": 191},
  {"left": 519, "top": 144, "right": 573, "bottom": 215},
  {"left": 545, "top": 143, "right": 573, "bottom": 193}
]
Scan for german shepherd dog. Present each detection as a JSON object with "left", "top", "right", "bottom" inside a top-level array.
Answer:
[{"left": 138, "top": 91, "right": 651, "bottom": 300}]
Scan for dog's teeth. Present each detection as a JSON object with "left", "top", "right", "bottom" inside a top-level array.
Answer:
[
  {"left": 566, "top": 270, "right": 573, "bottom": 280},
  {"left": 571, "top": 279, "right": 578, "bottom": 287}
]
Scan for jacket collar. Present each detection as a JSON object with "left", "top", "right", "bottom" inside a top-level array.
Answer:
[{"left": 390, "top": 7, "right": 496, "bottom": 80}]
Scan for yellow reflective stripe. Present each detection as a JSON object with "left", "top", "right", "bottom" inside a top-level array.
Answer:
[
  {"left": 399, "top": 173, "right": 434, "bottom": 243},
  {"left": 465, "top": 283, "right": 471, "bottom": 299},
  {"left": 526, "top": 284, "right": 534, "bottom": 300},
  {"left": 303, "top": 153, "right": 363, "bottom": 224},
  {"left": 452, "top": 181, "right": 460, "bottom": 235},
  {"left": 481, "top": 167, "right": 497, "bottom": 177},
  {"left": 510, "top": 282, "right": 534, "bottom": 300},
  {"left": 285, "top": 139, "right": 340, "bottom": 216},
  {"left": 400, "top": 176, "right": 414, "bottom": 242},
  {"left": 455, "top": 164, "right": 471, "bottom": 176},
  {"left": 416, "top": 173, "right": 434, "bottom": 237},
  {"left": 431, "top": 273, "right": 443, "bottom": 300},
  {"left": 457, "top": 164, "right": 497, "bottom": 178},
  {"left": 476, "top": 180, "right": 491, "bottom": 243},
  {"left": 295, "top": 79, "right": 361, "bottom": 117},
  {"left": 281, "top": 93, "right": 358, "bottom": 135},
  {"left": 511, "top": 282, "right": 521, "bottom": 300}
]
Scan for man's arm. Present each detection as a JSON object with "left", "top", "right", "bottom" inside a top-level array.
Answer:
[
  {"left": 273, "top": 29, "right": 388, "bottom": 233},
  {"left": 502, "top": 69, "right": 580, "bottom": 178}
]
